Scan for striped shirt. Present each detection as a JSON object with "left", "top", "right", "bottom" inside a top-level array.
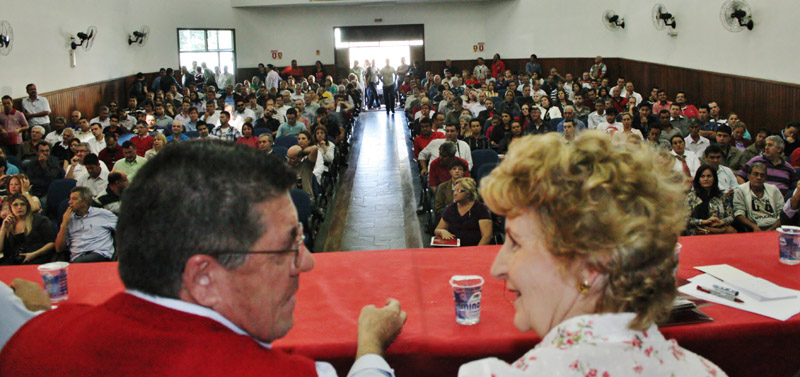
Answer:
[{"left": 738, "top": 155, "right": 798, "bottom": 197}]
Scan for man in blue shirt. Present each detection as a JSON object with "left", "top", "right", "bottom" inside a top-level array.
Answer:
[
  {"left": 276, "top": 108, "right": 306, "bottom": 137},
  {"left": 55, "top": 186, "right": 117, "bottom": 263},
  {"left": 166, "top": 121, "right": 190, "bottom": 143}
]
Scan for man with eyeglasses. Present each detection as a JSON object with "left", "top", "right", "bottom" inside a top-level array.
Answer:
[
  {"left": 733, "top": 162, "right": 783, "bottom": 232},
  {"left": 0, "top": 141, "right": 407, "bottom": 376}
]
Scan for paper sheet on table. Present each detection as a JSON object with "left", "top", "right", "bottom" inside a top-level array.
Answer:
[
  {"left": 695, "top": 264, "right": 798, "bottom": 301},
  {"left": 679, "top": 274, "right": 800, "bottom": 321},
  {"left": 695, "top": 264, "right": 755, "bottom": 281}
]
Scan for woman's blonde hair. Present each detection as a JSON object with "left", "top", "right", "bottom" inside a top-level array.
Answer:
[
  {"left": 7, "top": 194, "right": 33, "bottom": 235},
  {"left": 480, "top": 131, "right": 686, "bottom": 330},
  {"left": 153, "top": 133, "right": 167, "bottom": 148},
  {"left": 455, "top": 177, "right": 478, "bottom": 202}
]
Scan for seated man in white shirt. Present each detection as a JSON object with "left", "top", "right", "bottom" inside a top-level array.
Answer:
[
  {"left": 65, "top": 143, "right": 109, "bottom": 183},
  {"left": 76, "top": 153, "right": 108, "bottom": 199},
  {"left": 703, "top": 145, "right": 738, "bottom": 193},
  {"left": 86, "top": 123, "right": 106, "bottom": 155},
  {"left": 89, "top": 106, "right": 111, "bottom": 129},
  {"left": 733, "top": 162, "right": 783, "bottom": 232},
  {"left": 230, "top": 100, "right": 256, "bottom": 132},
  {"left": 684, "top": 118, "right": 710, "bottom": 157},
  {"left": 669, "top": 134, "right": 701, "bottom": 178},
  {"left": 418, "top": 123, "right": 472, "bottom": 175},
  {"left": 202, "top": 102, "right": 221, "bottom": 128},
  {"left": 587, "top": 99, "right": 606, "bottom": 130}
]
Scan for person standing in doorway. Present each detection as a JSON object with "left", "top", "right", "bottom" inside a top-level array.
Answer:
[{"left": 380, "top": 59, "right": 397, "bottom": 115}]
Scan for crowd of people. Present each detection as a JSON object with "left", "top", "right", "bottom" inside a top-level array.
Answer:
[
  {"left": 402, "top": 54, "right": 800, "bottom": 242},
  {"left": 0, "top": 59, "right": 363, "bottom": 265}
]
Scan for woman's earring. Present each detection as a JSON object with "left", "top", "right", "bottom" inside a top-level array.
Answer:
[{"left": 577, "top": 280, "right": 590, "bottom": 294}]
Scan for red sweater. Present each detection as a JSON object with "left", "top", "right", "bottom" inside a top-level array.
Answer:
[{"left": 0, "top": 293, "right": 317, "bottom": 377}]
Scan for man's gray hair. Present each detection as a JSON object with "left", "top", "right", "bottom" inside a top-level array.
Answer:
[
  {"left": 79, "top": 142, "right": 90, "bottom": 150},
  {"left": 751, "top": 162, "right": 768, "bottom": 173},
  {"left": 71, "top": 186, "right": 93, "bottom": 203},
  {"left": 563, "top": 105, "right": 575, "bottom": 113},
  {"left": 766, "top": 135, "right": 784, "bottom": 151},
  {"left": 31, "top": 125, "right": 45, "bottom": 134},
  {"left": 439, "top": 141, "right": 456, "bottom": 157}
]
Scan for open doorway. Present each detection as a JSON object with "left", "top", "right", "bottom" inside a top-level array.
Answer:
[{"left": 333, "top": 24, "right": 424, "bottom": 85}]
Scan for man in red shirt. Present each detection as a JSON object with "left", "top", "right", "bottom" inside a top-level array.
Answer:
[
  {"left": 281, "top": 59, "right": 304, "bottom": 80},
  {"left": 0, "top": 95, "right": 29, "bottom": 156},
  {"left": 130, "top": 120, "right": 154, "bottom": 156},
  {"left": 413, "top": 117, "right": 444, "bottom": 157},
  {"left": 676, "top": 91, "right": 699, "bottom": 119},
  {"left": 0, "top": 141, "right": 406, "bottom": 377}
]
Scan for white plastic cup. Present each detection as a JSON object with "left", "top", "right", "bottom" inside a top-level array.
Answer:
[
  {"left": 777, "top": 226, "right": 800, "bottom": 265},
  {"left": 449, "top": 275, "right": 484, "bottom": 325},
  {"left": 37, "top": 262, "right": 69, "bottom": 303}
]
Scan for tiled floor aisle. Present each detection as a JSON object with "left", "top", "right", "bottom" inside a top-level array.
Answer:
[{"left": 323, "top": 110, "right": 423, "bottom": 251}]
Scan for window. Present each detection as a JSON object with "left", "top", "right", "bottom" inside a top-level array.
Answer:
[{"left": 178, "top": 29, "right": 236, "bottom": 82}]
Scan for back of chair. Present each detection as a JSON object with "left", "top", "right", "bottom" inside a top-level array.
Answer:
[
  {"left": 46, "top": 179, "right": 76, "bottom": 221},
  {"left": 274, "top": 135, "right": 298, "bottom": 149},
  {"left": 289, "top": 189, "right": 313, "bottom": 250},
  {"left": 117, "top": 134, "right": 136, "bottom": 146},
  {"left": 471, "top": 149, "right": 499, "bottom": 178},
  {"left": 475, "top": 162, "right": 499, "bottom": 186},
  {"left": 549, "top": 118, "right": 563, "bottom": 130},
  {"left": 272, "top": 146, "right": 288, "bottom": 159},
  {"left": 185, "top": 131, "right": 200, "bottom": 139},
  {"left": 6, "top": 155, "right": 23, "bottom": 173},
  {"left": 253, "top": 128, "right": 272, "bottom": 137}
]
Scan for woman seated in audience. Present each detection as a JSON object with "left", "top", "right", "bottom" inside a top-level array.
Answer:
[
  {"left": 164, "top": 102, "right": 177, "bottom": 119},
  {"left": 610, "top": 113, "right": 644, "bottom": 144},
  {"left": 686, "top": 164, "right": 736, "bottom": 235},
  {"left": 145, "top": 133, "right": 167, "bottom": 160},
  {"left": 189, "top": 91, "right": 204, "bottom": 115},
  {"left": 459, "top": 132, "right": 727, "bottom": 376},
  {"left": 0, "top": 194, "right": 55, "bottom": 265},
  {"left": 434, "top": 177, "right": 492, "bottom": 247},
  {"left": 236, "top": 122, "right": 259, "bottom": 148},
  {"left": 490, "top": 111, "right": 514, "bottom": 147},
  {"left": 434, "top": 159, "right": 467, "bottom": 220},
  {"left": 569, "top": 82, "right": 583, "bottom": 102},
  {"left": 458, "top": 115, "right": 473, "bottom": 139},
  {"left": 297, "top": 130, "right": 318, "bottom": 164},
  {"left": 313, "top": 127, "right": 335, "bottom": 185},
  {"left": 518, "top": 104, "right": 533, "bottom": 130},
  {"left": 554, "top": 89, "right": 572, "bottom": 113},
  {"left": 539, "top": 96, "right": 561, "bottom": 121},
  {"left": 485, "top": 81, "right": 498, "bottom": 98},
  {"left": 60, "top": 139, "right": 81, "bottom": 171},
  {"left": 7, "top": 175, "right": 41, "bottom": 214}
]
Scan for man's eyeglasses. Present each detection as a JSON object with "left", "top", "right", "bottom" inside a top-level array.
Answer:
[{"left": 206, "top": 223, "right": 305, "bottom": 269}]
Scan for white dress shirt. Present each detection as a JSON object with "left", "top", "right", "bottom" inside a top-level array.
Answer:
[
  {"left": 684, "top": 135, "right": 710, "bottom": 157},
  {"left": 670, "top": 149, "right": 701, "bottom": 177}
]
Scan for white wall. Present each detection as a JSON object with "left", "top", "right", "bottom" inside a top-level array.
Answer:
[
  {"left": 231, "top": 3, "right": 487, "bottom": 67},
  {"left": 2, "top": 0, "right": 798, "bottom": 99},
  {"left": 484, "top": 0, "right": 800, "bottom": 84}
]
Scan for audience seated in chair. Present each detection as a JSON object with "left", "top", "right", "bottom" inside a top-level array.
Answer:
[
  {"left": 55, "top": 186, "right": 117, "bottom": 263},
  {"left": 733, "top": 162, "right": 782, "bottom": 232}
]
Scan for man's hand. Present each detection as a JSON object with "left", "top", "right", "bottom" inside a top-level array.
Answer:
[
  {"left": 10, "top": 278, "right": 50, "bottom": 312},
  {"left": 61, "top": 207, "right": 73, "bottom": 226},
  {"left": 356, "top": 298, "right": 407, "bottom": 359}
]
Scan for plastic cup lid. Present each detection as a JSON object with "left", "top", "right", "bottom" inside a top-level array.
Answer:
[
  {"left": 37, "top": 261, "right": 69, "bottom": 272},
  {"left": 450, "top": 275, "right": 484, "bottom": 288}
]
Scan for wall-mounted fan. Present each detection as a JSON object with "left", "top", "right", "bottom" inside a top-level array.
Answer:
[
  {"left": 720, "top": 0, "right": 754, "bottom": 32},
  {"left": 0, "top": 20, "right": 13, "bottom": 56},
  {"left": 71, "top": 26, "right": 98, "bottom": 51},
  {"left": 128, "top": 25, "right": 150, "bottom": 47},
  {"left": 602, "top": 10, "right": 625, "bottom": 31},
  {"left": 652, "top": 3, "right": 676, "bottom": 30}
]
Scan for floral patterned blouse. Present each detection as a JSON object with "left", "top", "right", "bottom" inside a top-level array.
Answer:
[
  {"left": 458, "top": 313, "right": 727, "bottom": 377},
  {"left": 685, "top": 189, "right": 734, "bottom": 235}
]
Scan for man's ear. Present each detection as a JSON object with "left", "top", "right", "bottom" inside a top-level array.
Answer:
[{"left": 180, "top": 254, "right": 225, "bottom": 308}]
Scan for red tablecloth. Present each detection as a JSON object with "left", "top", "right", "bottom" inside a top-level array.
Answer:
[{"left": 1, "top": 232, "right": 798, "bottom": 376}]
